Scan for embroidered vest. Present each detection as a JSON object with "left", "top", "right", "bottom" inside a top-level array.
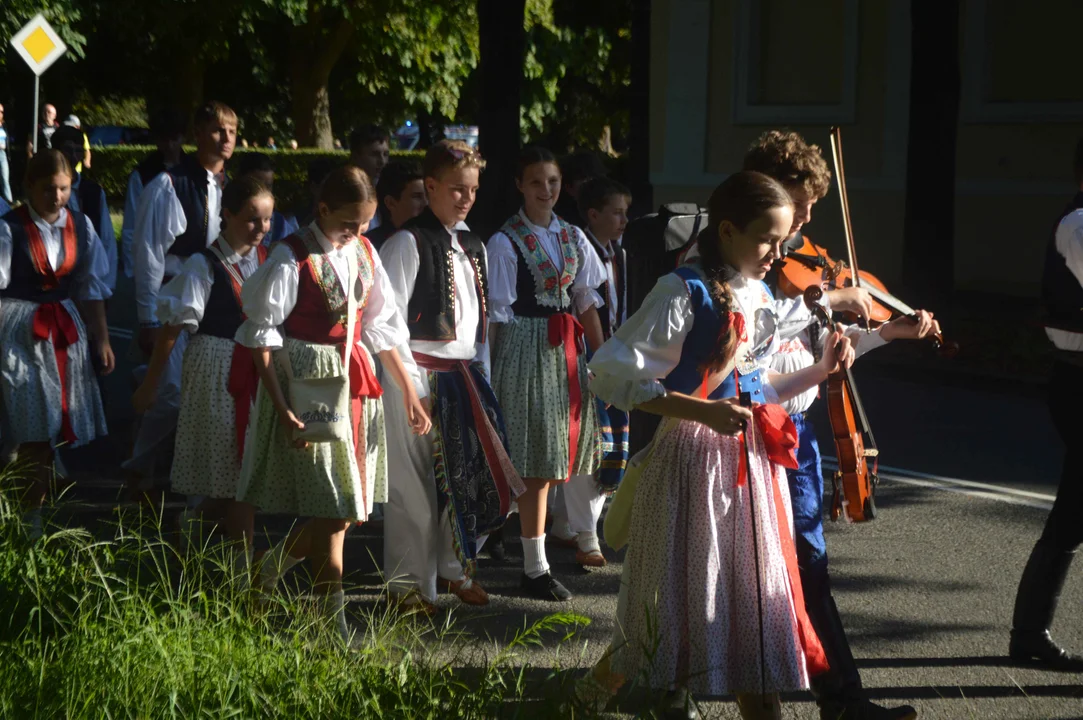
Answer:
[
  {"left": 165, "top": 155, "right": 223, "bottom": 259},
  {"left": 1043, "top": 192, "right": 1083, "bottom": 333},
  {"left": 588, "top": 233, "right": 625, "bottom": 340},
  {"left": 662, "top": 266, "right": 767, "bottom": 403},
  {"left": 198, "top": 244, "right": 269, "bottom": 339},
  {"left": 280, "top": 229, "right": 376, "bottom": 347},
  {"left": 1, "top": 207, "right": 89, "bottom": 304},
  {"left": 500, "top": 212, "right": 579, "bottom": 318},
  {"left": 402, "top": 207, "right": 487, "bottom": 343}
]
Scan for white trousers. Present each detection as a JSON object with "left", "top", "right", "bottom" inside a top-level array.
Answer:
[
  {"left": 123, "top": 330, "right": 188, "bottom": 478},
  {"left": 382, "top": 374, "right": 465, "bottom": 602},
  {"left": 551, "top": 473, "right": 606, "bottom": 537}
]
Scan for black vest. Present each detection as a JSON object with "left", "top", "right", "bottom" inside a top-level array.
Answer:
[
  {"left": 71, "top": 175, "right": 105, "bottom": 236},
  {"left": 165, "top": 155, "right": 221, "bottom": 259},
  {"left": 197, "top": 248, "right": 247, "bottom": 339},
  {"left": 0, "top": 208, "right": 90, "bottom": 303},
  {"left": 402, "top": 208, "right": 487, "bottom": 343},
  {"left": 587, "top": 233, "right": 625, "bottom": 339},
  {"left": 1042, "top": 192, "right": 1083, "bottom": 332}
]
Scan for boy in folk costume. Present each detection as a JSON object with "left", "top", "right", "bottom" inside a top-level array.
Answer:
[
  {"left": 380, "top": 140, "right": 522, "bottom": 613},
  {"left": 121, "top": 110, "right": 187, "bottom": 279},
  {"left": 365, "top": 160, "right": 428, "bottom": 250},
  {"left": 549, "top": 177, "right": 632, "bottom": 567},
  {"left": 348, "top": 124, "right": 391, "bottom": 231},
  {"left": 488, "top": 147, "right": 608, "bottom": 601},
  {"left": 0, "top": 151, "right": 115, "bottom": 537},
  {"left": 742, "top": 131, "right": 938, "bottom": 720},
  {"left": 125, "top": 102, "right": 237, "bottom": 500}
]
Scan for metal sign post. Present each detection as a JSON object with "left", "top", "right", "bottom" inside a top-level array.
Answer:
[{"left": 10, "top": 14, "right": 68, "bottom": 153}]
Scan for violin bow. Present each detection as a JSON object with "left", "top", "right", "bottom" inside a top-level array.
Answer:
[{"left": 829, "top": 127, "right": 869, "bottom": 330}]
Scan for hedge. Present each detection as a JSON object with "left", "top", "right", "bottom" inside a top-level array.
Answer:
[{"left": 87, "top": 147, "right": 426, "bottom": 215}]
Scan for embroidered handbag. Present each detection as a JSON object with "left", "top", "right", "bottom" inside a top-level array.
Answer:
[{"left": 278, "top": 244, "right": 359, "bottom": 444}]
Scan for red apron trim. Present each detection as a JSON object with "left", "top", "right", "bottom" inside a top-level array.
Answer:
[
  {"left": 227, "top": 344, "right": 259, "bottom": 460},
  {"left": 546, "top": 313, "right": 585, "bottom": 479},
  {"left": 32, "top": 302, "right": 80, "bottom": 444},
  {"left": 19, "top": 206, "right": 78, "bottom": 290},
  {"left": 415, "top": 353, "right": 525, "bottom": 514}
]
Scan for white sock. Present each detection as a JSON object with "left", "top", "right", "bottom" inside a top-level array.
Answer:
[
  {"left": 323, "top": 590, "right": 349, "bottom": 640},
  {"left": 522, "top": 534, "right": 550, "bottom": 579},
  {"left": 576, "top": 531, "right": 601, "bottom": 554},
  {"left": 551, "top": 516, "right": 575, "bottom": 541},
  {"left": 259, "top": 538, "right": 303, "bottom": 592}
]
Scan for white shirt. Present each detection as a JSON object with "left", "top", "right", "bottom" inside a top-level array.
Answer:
[
  {"left": 1047, "top": 209, "right": 1083, "bottom": 352},
  {"left": 379, "top": 222, "right": 490, "bottom": 377},
  {"left": 588, "top": 231, "right": 626, "bottom": 334},
  {"left": 0, "top": 206, "right": 112, "bottom": 301},
  {"left": 156, "top": 235, "right": 262, "bottom": 332},
  {"left": 69, "top": 174, "right": 118, "bottom": 291},
  {"left": 588, "top": 269, "right": 780, "bottom": 412},
  {"left": 234, "top": 222, "right": 423, "bottom": 396},
  {"left": 767, "top": 293, "right": 887, "bottom": 414},
  {"left": 486, "top": 210, "right": 607, "bottom": 322},
  {"left": 133, "top": 167, "right": 223, "bottom": 325}
]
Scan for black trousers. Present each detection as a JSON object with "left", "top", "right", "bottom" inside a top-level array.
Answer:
[{"left": 1039, "top": 359, "right": 1083, "bottom": 552}]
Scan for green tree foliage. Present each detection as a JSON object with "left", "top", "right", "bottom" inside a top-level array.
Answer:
[{"left": 0, "top": 1, "right": 88, "bottom": 71}]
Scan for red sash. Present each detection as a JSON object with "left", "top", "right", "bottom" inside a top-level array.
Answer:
[
  {"left": 221, "top": 245, "right": 269, "bottom": 459},
  {"left": 414, "top": 353, "right": 524, "bottom": 514},
  {"left": 547, "top": 313, "right": 586, "bottom": 479},
  {"left": 20, "top": 208, "right": 81, "bottom": 443}
]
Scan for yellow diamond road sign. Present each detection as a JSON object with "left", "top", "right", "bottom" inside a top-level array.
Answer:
[{"left": 10, "top": 14, "right": 67, "bottom": 76}]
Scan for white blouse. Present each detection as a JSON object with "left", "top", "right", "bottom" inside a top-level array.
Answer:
[
  {"left": 156, "top": 236, "right": 262, "bottom": 333},
  {"left": 0, "top": 206, "right": 112, "bottom": 302},
  {"left": 486, "top": 210, "right": 606, "bottom": 322},
  {"left": 133, "top": 168, "right": 223, "bottom": 326},
  {"left": 589, "top": 269, "right": 780, "bottom": 412},
  {"left": 379, "top": 223, "right": 490, "bottom": 376},
  {"left": 233, "top": 222, "right": 423, "bottom": 395}
]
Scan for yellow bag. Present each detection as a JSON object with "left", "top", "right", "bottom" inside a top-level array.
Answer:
[{"left": 602, "top": 417, "right": 678, "bottom": 550}]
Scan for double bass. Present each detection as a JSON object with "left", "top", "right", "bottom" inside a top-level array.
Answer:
[{"left": 777, "top": 128, "right": 956, "bottom": 522}]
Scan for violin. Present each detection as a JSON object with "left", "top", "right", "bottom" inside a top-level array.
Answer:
[
  {"left": 775, "top": 129, "right": 957, "bottom": 358},
  {"left": 803, "top": 284, "right": 879, "bottom": 522}
]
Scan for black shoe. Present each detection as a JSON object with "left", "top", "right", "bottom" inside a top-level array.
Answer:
[
  {"left": 481, "top": 528, "right": 506, "bottom": 562},
  {"left": 663, "top": 689, "right": 699, "bottom": 720},
  {"left": 519, "top": 571, "right": 572, "bottom": 601},
  {"left": 1010, "top": 541, "right": 1081, "bottom": 671},
  {"left": 819, "top": 699, "right": 917, "bottom": 720},
  {"left": 1009, "top": 630, "right": 1083, "bottom": 672}
]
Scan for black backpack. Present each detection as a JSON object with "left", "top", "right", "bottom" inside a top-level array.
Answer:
[
  {"left": 622, "top": 203, "right": 707, "bottom": 455},
  {"left": 623, "top": 202, "right": 708, "bottom": 317}
]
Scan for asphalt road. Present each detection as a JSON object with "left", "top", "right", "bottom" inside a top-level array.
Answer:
[{"left": 80, "top": 277, "right": 1081, "bottom": 718}]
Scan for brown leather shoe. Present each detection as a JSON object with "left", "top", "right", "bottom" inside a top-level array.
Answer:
[
  {"left": 549, "top": 534, "right": 578, "bottom": 549},
  {"left": 576, "top": 549, "right": 607, "bottom": 568},
  {"left": 389, "top": 592, "right": 437, "bottom": 618},
  {"left": 438, "top": 577, "right": 490, "bottom": 606}
]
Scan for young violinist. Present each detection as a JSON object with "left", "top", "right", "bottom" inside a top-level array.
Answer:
[
  {"left": 1008, "top": 138, "right": 1083, "bottom": 672},
  {"left": 743, "top": 130, "right": 939, "bottom": 720}
]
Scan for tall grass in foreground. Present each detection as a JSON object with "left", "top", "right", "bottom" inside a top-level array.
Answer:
[{"left": 0, "top": 464, "right": 598, "bottom": 719}]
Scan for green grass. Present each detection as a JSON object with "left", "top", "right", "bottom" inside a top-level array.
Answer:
[{"left": 0, "top": 464, "right": 600, "bottom": 719}]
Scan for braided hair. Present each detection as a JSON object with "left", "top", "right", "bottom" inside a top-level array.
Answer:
[{"left": 695, "top": 171, "right": 793, "bottom": 373}]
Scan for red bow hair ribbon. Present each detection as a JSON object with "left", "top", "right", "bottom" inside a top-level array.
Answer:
[{"left": 737, "top": 404, "right": 799, "bottom": 487}]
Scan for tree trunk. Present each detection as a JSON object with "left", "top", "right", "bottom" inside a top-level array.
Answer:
[
  {"left": 172, "top": 54, "right": 206, "bottom": 138},
  {"left": 472, "top": 0, "right": 527, "bottom": 237},
  {"left": 288, "top": 13, "right": 356, "bottom": 149},
  {"left": 902, "top": 0, "right": 961, "bottom": 308},
  {"left": 628, "top": 0, "right": 653, "bottom": 215}
]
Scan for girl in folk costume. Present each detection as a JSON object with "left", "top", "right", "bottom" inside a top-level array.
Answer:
[
  {"left": 236, "top": 166, "right": 430, "bottom": 637},
  {"left": 0, "top": 151, "right": 115, "bottom": 537},
  {"left": 132, "top": 177, "right": 274, "bottom": 578},
  {"left": 487, "top": 147, "right": 607, "bottom": 601},
  {"left": 587, "top": 172, "right": 849, "bottom": 719}
]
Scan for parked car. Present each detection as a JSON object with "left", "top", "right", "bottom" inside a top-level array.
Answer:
[{"left": 89, "top": 126, "right": 153, "bottom": 146}]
